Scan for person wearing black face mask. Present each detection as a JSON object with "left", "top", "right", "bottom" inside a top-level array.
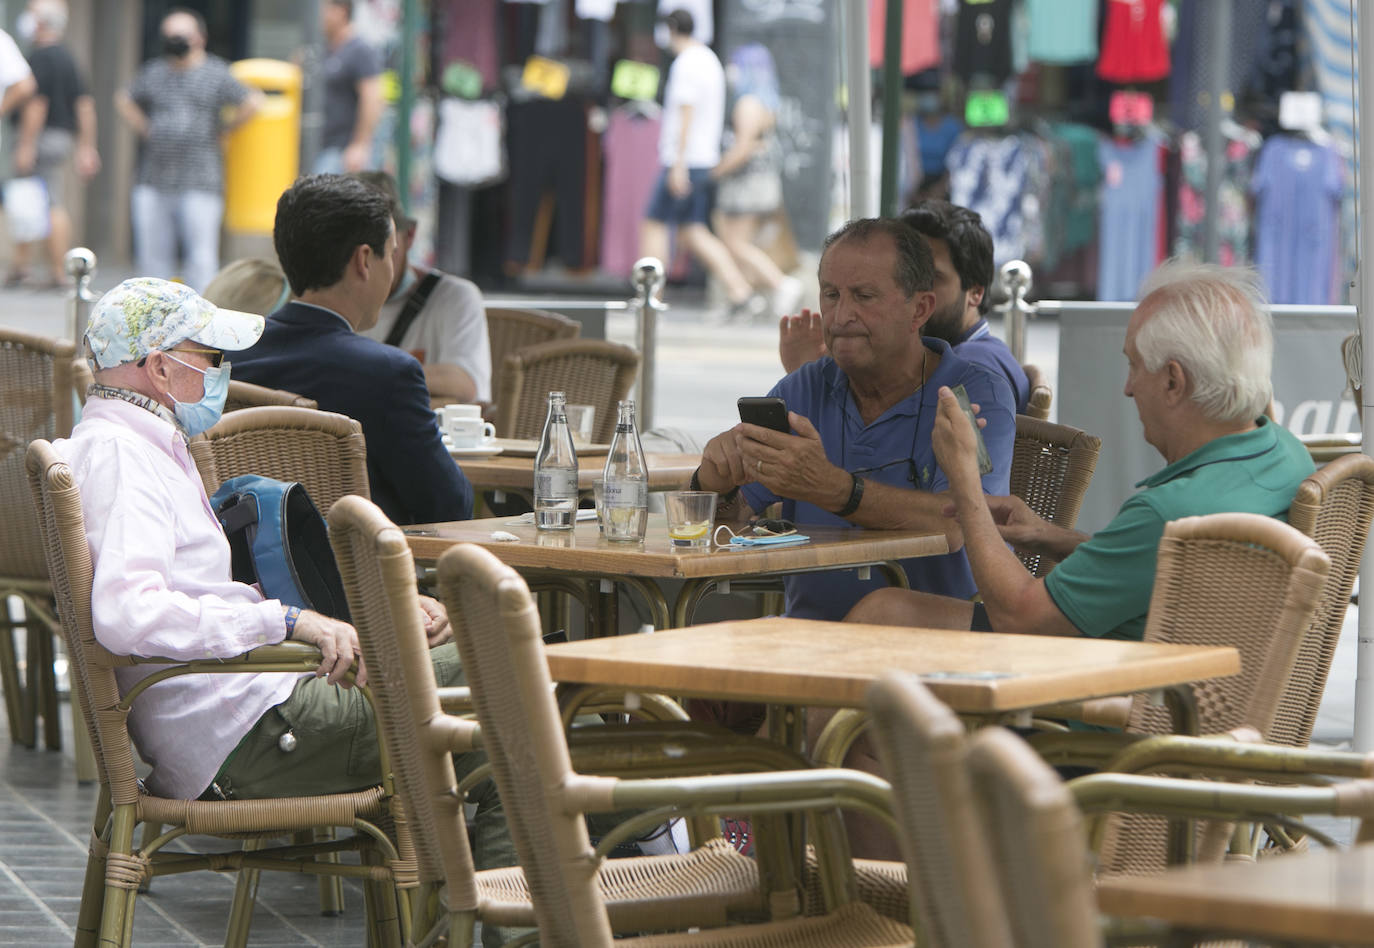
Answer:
[{"left": 114, "top": 8, "right": 261, "bottom": 292}]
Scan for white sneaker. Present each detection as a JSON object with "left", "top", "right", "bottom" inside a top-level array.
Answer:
[{"left": 772, "top": 276, "right": 805, "bottom": 318}]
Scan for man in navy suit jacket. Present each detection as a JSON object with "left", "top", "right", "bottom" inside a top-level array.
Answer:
[{"left": 233, "top": 174, "right": 473, "bottom": 524}]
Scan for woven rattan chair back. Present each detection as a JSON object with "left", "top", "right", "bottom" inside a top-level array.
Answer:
[
  {"left": 1099, "top": 513, "right": 1330, "bottom": 877},
  {"left": 965, "top": 728, "right": 1102, "bottom": 948},
  {"left": 1008, "top": 416, "right": 1102, "bottom": 577},
  {"left": 486, "top": 306, "right": 581, "bottom": 406},
  {"left": 2, "top": 329, "right": 75, "bottom": 581},
  {"left": 439, "top": 542, "right": 614, "bottom": 946},
  {"left": 188, "top": 405, "right": 369, "bottom": 514},
  {"left": 224, "top": 378, "right": 318, "bottom": 412},
  {"left": 327, "top": 495, "right": 480, "bottom": 916},
  {"left": 866, "top": 673, "right": 1015, "bottom": 948},
  {"left": 24, "top": 439, "right": 109, "bottom": 775},
  {"left": 1021, "top": 364, "right": 1052, "bottom": 420},
  {"left": 495, "top": 338, "right": 640, "bottom": 444},
  {"left": 1276, "top": 453, "right": 1374, "bottom": 748}
]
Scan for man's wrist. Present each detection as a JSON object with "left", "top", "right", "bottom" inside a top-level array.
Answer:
[
  {"left": 690, "top": 467, "right": 738, "bottom": 503},
  {"left": 833, "top": 473, "right": 865, "bottom": 518},
  {"left": 283, "top": 605, "right": 302, "bottom": 640}
]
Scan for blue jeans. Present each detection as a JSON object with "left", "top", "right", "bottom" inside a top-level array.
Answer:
[{"left": 131, "top": 185, "right": 223, "bottom": 292}]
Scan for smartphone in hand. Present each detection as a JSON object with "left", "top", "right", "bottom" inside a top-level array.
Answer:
[
  {"left": 737, "top": 396, "right": 790, "bottom": 433},
  {"left": 949, "top": 384, "right": 994, "bottom": 475}
]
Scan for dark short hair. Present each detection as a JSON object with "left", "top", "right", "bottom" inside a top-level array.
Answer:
[
  {"left": 900, "top": 199, "right": 995, "bottom": 315},
  {"left": 353, "top": 170, "right": 412, "bottom": 233},
  {"left": 327, "top": 0, "right": 354, "bottom": 19},
  {"left": 822, "top": 217, "right": 934, "bottom": 297},
  {"left": 163, "top": 6, "right": 207, "bottom": 39},
  {"left": 274, "top": 174, "right": 392, "bottom": 295},
  {"left": 662, "top": 8, "right": 694, "bottom": 37}
]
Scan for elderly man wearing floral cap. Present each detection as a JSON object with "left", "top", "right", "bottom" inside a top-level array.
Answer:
[{"left": 54, "top": 278, "right": 514, "bottom": 891}]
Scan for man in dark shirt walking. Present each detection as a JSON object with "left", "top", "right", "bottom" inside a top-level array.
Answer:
[
  {"left": 10, "top": 0, "right": 99, "bottom": 290},
  {"left": 313, "top": 0, "right": 382, "bottom": 174}
]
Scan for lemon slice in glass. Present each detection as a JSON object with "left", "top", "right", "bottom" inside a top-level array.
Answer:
[{"left": 669, "top": 521, "right": 710, "bottom": 541}]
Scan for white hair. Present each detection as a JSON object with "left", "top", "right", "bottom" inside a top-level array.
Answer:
[
  {"left": 1134, "top": 259, "right": 1273, "bottom": 424},
  {"left": 31, "top": 0, "right": 68, "bottom": 33}
]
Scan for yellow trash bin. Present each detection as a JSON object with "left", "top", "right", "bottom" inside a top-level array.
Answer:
[{"left": 223, "top": 59, "right": 301, "bottom": 235}]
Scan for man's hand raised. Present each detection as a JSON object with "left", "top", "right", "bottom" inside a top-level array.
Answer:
[
  {"left": 931, "top": 386, "right": 986, "bottom": 496},
  {"left": 291, "top": 610, "right": 367, "bottom": 687},
  {"left": 738, "top": 412, "right": 846, "bottom": 507},
  {"left": 779, "top": 308, "right": 826, "bottom": 373}
]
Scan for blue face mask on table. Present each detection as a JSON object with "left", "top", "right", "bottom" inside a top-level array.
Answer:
[{"left": 164, "top": 353, "right": 230, "bottom": 436}]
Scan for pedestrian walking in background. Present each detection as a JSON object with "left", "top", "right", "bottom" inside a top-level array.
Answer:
[
  {"left": 314, "top": 0, "right": 383, "bottom": 174},
  {"left": 114, "top": 7, "right": 260, "bottom": 292},
  {"left": 639, "top": 9, "right": 765, "bottom": 322},
  {"left": 9, "top": 0, "right": 99, "bottom": 291},
  {"left": 712, "top": 43, "right": 803, "bottom": 320}
]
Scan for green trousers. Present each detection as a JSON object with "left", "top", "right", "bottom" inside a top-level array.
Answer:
[{"left": 215, "top": 642, "right": 519, "bottom": 946}]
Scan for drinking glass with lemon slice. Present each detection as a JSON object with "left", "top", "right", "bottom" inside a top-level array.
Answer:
[{"left": 665, "top": 490, "right": 717, "bottom": 549}]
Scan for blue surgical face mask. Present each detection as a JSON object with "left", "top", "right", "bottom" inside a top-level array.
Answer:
[{"left": 164, "top": 352, "right": 230, "bottom": 436}]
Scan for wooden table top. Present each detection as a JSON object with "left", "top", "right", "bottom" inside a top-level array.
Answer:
[
  {"left": 542, "top": 617, "right": 1241, "bottom": 712},
  {"left": 405, "top": 515, "right": 948, "bottom": 578},
  {"left": 1096, "top": 841, "right": 1374, "bottom": 944},
  {"left": 452, "top": 451, "right": 700, "bottom": 492}
]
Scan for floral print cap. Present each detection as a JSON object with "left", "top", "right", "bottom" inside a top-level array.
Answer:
[{"left": 85, "top": 277, "right": 265, "bottom": 369}]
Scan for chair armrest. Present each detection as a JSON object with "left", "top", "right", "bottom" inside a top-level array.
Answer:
[
  {"left": 436, "top": 686, "right": 473, "bottom": 713},
  {"left": 1069, "top": 772, "right": 1374, "bottom": 836},
  {"left": 567, "top": 721, "right": 815, "bottom": 777},
  {"left": 571, "top": 767, "right": 894, "bottom": 829},
  {"left": 1026, "top": 730, "right": 1143, "bottom": 770},
  {"left": 127, "top": 641, "right": 326, "bottom": 666},
  {"left": 1099, "top": 730, "right": 1374, "bottom": 785},
  {"left": 122, "top": 642, "right": 331, "bottom": 707}
]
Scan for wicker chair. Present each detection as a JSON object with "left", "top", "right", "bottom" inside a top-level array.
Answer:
[
  {"left": 864, "top": 669, "right": 1015, "bottom": 947},
  {"left": 1273, "top": 454, "right": 1374, "bottom": 749},
  {"left": 486, "top": 306, "right": 580, "bottom": 408},
  {"left": 436, "top": 541, "right": 912, "bottom": 946},
  {"left": 869, "top": 673, "right": 1374, "bottom": 948},
  {"left": 1007, "top": 415, "right": 1102, "bottom": 577},
  {"left": 224, "top": 379, "right": 318, "bottom": 412},
  {"left": 189, "top": 405, "right": 370, "bottom": 515},
  {"left": 25, "top": 439, "right": 409, "bottom": 948},
  {"left": 0, "top": 329, "right": 75, "bottom": 752},
  {"left": 1034, "top": 513, "right": 1330, "bottom": 876},
  {"left": 495, "top": 338, "right": 640, "bottom": 444},
  {"left": 1021, "top": 363, "right": 1052, "bottom": 420},
  {"left": 331, "top": 496, "right": 853, "bottom": 945}
]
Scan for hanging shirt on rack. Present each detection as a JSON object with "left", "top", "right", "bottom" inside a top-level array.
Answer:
[
  {"left": 1251, "top": 134, "right": 1344, "bottom": 305},
  {"left": 1097, "top": 132, "right": 1165, "bottom": 302},
  {"left": 1026, "top": 0, "right": 1098, "bottom": 64},
  {"left": 953, "top": 0, "right": 1014, "bottom": 86},
  {"left": 1097, "top": 0, "right": 1171, "bottom": 84},
  {"left": 1173, "top": 129, "right": 1257, "bottom": 267},
  {"left": 945, "top": 131, "right": 1046, "bottom": 266},
  {"left": 868, "top": 0, "right": 941, "bottom": 75}
]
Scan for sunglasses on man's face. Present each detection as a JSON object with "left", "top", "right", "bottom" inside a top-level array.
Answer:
[{"left": 139, "top": 347, "right": 225, "bottom": 369}]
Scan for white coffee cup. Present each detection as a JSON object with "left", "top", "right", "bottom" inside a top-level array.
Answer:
[
  {"left": 440, "top": 403, "right": 483, "bottom": 427},
  {"left": 447, "top": 417, "right": 496, "bottom": 448}
]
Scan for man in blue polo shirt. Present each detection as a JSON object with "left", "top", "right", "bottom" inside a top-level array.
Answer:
[
  {"left": 780, "top": 200, "right": 1029, "bottom": 413},
  {"left": 850, "top": 259, "right": 1313, "bottom": 639},
  {"left": 696, "top": 217, "right": 1018, "bottom": 621}
]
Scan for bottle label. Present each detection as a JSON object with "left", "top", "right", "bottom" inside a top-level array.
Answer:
[
  {"left": 536, "top": 470, "right": 578, "bottom": 500},
  {"left": 603, "top": 480, "right": 647, "bottom": 507}
]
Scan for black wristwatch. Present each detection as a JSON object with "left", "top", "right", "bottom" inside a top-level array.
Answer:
[
  {"left": 834, "top": 473, "right": 865, "bottom": 518},
  {"left": 690, "top": 467, "right": 739, "bottom": 503}
]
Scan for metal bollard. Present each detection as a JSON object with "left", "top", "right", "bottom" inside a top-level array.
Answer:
[
  {"left": 630, "top": 257, "right": 667, "bottom": 431},
  {"left": 65, "top": 247, "right": 97, "bottom": 345},
  {"left": 997, "top": 259, "right": 1035, "bottom": 364}
]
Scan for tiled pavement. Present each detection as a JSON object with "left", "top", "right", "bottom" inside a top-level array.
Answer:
[{"left": 0, "top": 707, "right": 377, "bottom": 946}]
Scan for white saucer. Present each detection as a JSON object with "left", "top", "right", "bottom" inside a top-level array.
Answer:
[{"left": 446, "top": 438, "right": 503, "bottom": 459}]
